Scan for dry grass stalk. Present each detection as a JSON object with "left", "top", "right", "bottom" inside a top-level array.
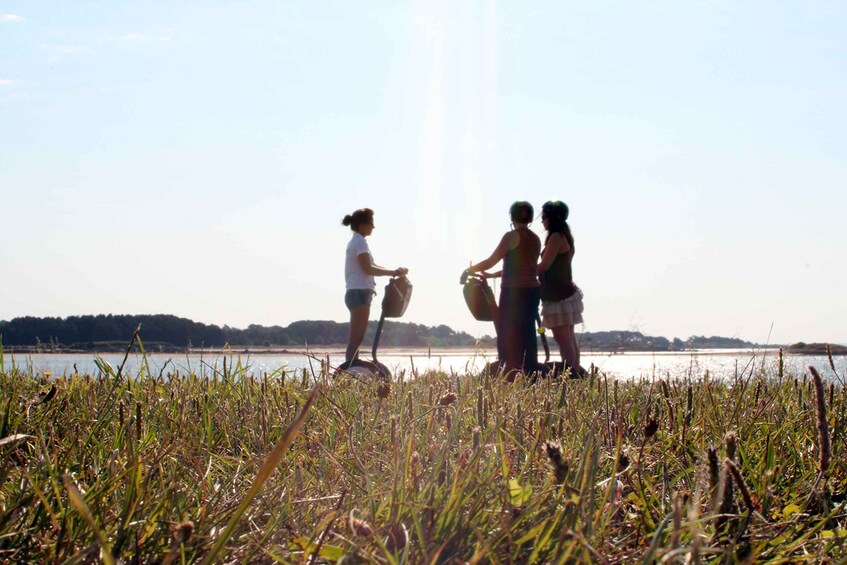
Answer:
[
  {"left": 809, "top": 366, "right": 831, "bottom": 477},
  {"left": 707, "top": 446, "right": 720, "bottom": 511},
  {"left": 827, "top": 344, "right": 836, "bottom": 374},
  {"left": 410, "top": 450, "right": 421, "bottom": 492},
  {"left": 725, "top": 459, "right": 756, "bottom": 513},
  {"left": 135, "top": 400, "right": 142, "bottom": 440},
  {"left": 476, "top": 387, "right": 484, "bottom": 424},
  {"left": 671, "top": 491, "right": 685, "bottom": 550},
  {"left": 778, "top": 348, "right": 784, "bottom": 380},
  {"left": 719, "top": 434, "right": 737, "bottom": 518}
]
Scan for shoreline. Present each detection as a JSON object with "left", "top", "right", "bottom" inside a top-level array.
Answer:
[{"left": 4, "top": 345, "right": 834, "bottom": 357}]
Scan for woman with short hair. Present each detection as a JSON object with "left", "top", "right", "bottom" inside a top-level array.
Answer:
[{"left": 462, "top": 201, "right": 541, "bottom": 374}]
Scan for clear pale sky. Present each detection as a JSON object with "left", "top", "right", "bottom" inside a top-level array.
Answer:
[{"left": 2, "top": 2, "right": 845, "bottom": 345}]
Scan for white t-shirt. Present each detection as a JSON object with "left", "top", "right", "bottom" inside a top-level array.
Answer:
[{"left": 345, "top": 233, "right": 375, "bottom": 290}]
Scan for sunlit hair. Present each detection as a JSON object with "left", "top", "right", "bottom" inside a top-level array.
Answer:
[
  {"left": 541, "top": 200, "right": 574, "bottom": 249},
  {"left": 509, "top": 201, "right": 534, "bottom": 224},
  {"left": 341, "top": 208, "right": 374, "bottom": 231}
]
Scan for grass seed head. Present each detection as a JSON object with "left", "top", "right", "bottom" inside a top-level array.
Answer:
[
  {"left": 809, "top": 366, "right": 831, "bottom": 476},
  {"left": 172, "top": 521, "right": 193, "bottom": 543},
  {"left": 349, "top": 516, "right": 373, "bottom": 538},
  {"left": 644, "top": 417, "right": 658, "bottom": 439},
  {"left": 410, "top": 451, "right": 421, "bottom": 478},
  {"left": 439, "top": 392, "right": 457, "bottom": 406},
  {"left": 725, "top": 432, "right": 737, "bottom": 461},
  {"left": 707, "top": 447, "right": 720, "bottom": 491},
  {"left": 390, "top": 415, "right": 397, "bottom": 445},
  {"left": 545, "top": 441, "right": 569, "bottom": 483},
  {"left": 376, "top": 379, "right": 392, "bottom": 400},
  {"left": 457, "top": 446, "right": 472, "bottom": 471}
]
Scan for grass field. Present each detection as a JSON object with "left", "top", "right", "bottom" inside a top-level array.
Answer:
[{"left": 1, "top": 339, "right": 846, "bottom": 563}]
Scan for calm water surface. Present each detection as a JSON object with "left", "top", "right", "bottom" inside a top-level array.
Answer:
[{"left": 4, "top": 349, "right": 845, "bottom": 382}]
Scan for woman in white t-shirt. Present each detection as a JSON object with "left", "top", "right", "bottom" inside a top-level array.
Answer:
[{"left": 342, "top": 208, "right": 408, "bottom": 364}]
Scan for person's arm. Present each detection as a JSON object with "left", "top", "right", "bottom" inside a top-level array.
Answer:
[
  {"left": 537, "top": 233, "right": 568, "bottom": 275},
  {"left": 464, "top": 232, "right": 515, "bottom": 275},
  {"left": 358, "top": 253, "right": 408, "bottom": 277}
]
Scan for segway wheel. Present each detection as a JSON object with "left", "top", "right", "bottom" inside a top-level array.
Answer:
[{"left": 336, "top": 359, "right": 392, "bottom": 380}]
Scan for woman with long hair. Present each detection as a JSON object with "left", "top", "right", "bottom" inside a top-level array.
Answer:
[
  {"left": 342, "top": 208, "right": 408, "bottom": 364},
  {"left": 462, "top": 201, "right": 541, "bottom": 375},
  {"left": 537, "top": 200, "right": 584, "bottom": 373}
]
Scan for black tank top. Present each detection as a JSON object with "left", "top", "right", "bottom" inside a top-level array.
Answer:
[{"left": 541, "top": 249, "right": 575, "bottom": 301}]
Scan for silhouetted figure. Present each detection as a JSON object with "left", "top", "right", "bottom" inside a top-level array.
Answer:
[
  {"left": 537, "top": 200, "right": 585, "bottom": 374},
  {"left": 462, "top": 201, "right": 541, "bottom": 375}
]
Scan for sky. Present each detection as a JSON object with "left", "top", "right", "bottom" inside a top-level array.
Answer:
[{"left": 1, "top": 1, "right": 845, "bottom": 345}]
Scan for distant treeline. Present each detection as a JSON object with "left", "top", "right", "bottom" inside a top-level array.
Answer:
[
  {"left": 0, "top": 314, "right": 490, "bottom": 350},
  {"left": 583, "top": 331, "right": 760, "bottom": 351},
  {"left": 0, "top": 314, "right": 763, "bottom": 353}
]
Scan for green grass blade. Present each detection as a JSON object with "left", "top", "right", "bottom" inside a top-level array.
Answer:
[{"left": 63, "top": 474, "right": 116, "bottom": 565}]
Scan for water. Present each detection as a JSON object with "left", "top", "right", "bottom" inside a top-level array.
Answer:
[{"left": 4, "top": 348, "right": 845, "bottom": 382}]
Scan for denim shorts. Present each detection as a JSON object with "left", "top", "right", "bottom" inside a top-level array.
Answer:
[{"left": 345, "top": 289, "right": 375, "bottom": 310}]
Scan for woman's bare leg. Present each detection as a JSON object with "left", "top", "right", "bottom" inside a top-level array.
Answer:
[
  {"left": 569, "top": 325, "right": 581, "bottom": 368},
  {"left": 346, "top": 305, "right": 370, "bottom": 363},
  {"left": 565, "top": 326, "right": 580, "bottom": 369},
  {"left": 552, "top": 324, "right": 579, "bottom": 370}
]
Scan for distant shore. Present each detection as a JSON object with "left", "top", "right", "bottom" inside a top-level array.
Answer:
[
  {"left": 782, "top": 342, "right": 847, "bottom": 355},
  {"left": 6, "top": 343, "right": 835, "bottom": 357}
]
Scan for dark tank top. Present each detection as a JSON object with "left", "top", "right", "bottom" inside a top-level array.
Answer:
[
  {"left": 502, "top": 228, "right": 540, "bottom": 288},
  {"left": 541, "top": 248, "right": 576, "bottom": 301}
]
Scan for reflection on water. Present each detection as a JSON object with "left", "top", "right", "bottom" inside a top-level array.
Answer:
[{"left": 4, "top": 348, "right": 846, "bottom": 381}]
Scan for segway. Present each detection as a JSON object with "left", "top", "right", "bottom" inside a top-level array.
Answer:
[
  {"left": 336, "top": 276, "right": 413, "bottom": 379},
  {"left": 461, "top": 272, "right": 566, "bottom": 379}
]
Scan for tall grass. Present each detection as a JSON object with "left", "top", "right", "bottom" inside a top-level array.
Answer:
[{"left": 0, "top": 351, "right": 845, "bottom": 562}]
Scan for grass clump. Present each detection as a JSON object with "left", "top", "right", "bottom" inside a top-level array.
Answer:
[{"left": 0, "top": 354, "right": 845, "bottom": 562}]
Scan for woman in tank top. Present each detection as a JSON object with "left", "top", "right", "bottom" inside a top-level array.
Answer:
[
  {"left": 537, "top": 200, "right": 585, "bottom": 375},
  {"left": 462, "top": 201, "right": 541, "bottom": 376}
]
